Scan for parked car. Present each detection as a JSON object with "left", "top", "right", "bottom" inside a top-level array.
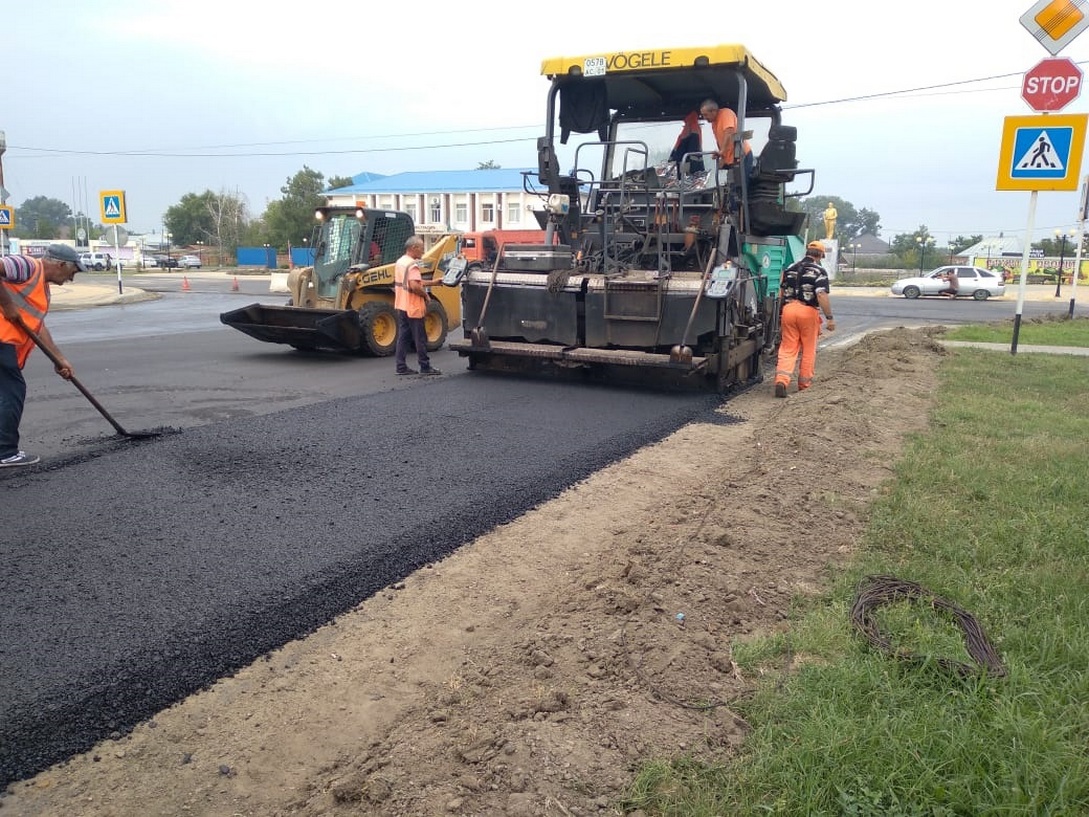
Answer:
[
  {"left": 158, "top": 256, "right": 180, "bottom": 269},
  {"left": 179, "top": 255, "right": 202, "bottom": 269},
  {"left": 142, "top": 255, "right": 159, "bottom": 269},
  {"left": 78, "top": 251, "right": 114, "bottom": 271},
  {"left": 890, "top": 266, "right": 1005, "bottom": 300}
]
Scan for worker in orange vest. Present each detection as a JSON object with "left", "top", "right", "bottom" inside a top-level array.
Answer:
[
  {"left": 393, "top": 235, "right": 444, "bottom": 376},
  {"left": 0, "top": 244, "right": 84, "bottom": 467}
]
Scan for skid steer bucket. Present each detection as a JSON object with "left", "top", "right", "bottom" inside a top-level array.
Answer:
[{"left": 220, "top": 303, "right": 362, "bottom": 353}]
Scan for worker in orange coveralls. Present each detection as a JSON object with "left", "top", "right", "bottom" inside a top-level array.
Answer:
[{"left": 774, "top": 240, "right": 835, "bottom": 397}]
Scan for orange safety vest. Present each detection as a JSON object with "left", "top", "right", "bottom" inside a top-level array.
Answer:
[
  {"left": 393, "top": 254, "right": 426, "bottom": 319},
  {"left": 0, "top": 258, "right": 50, "bottom": 368}
]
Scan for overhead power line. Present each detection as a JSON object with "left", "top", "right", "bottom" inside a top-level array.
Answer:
[{"left": 11, "top": 64, "right": 1085, "bottom": 160}]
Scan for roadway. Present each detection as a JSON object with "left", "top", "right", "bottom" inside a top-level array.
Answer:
[{"left": 1, "top": 282, "right": 1084, "bottom": 787}]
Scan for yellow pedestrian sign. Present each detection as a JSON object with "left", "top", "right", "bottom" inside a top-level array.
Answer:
[
  {"left": 99, "top": 190, "right": 127, "bottom": 224},
  {"left": 996, "top": 114, "right": 1087, "bottom": 191},
  {"left": 0, "top": 205, "right": 13, "bottom": 229}
]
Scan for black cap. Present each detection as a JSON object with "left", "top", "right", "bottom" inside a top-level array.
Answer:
[{"left": 44, "top": 244, "right": 87, "bottom": 272}]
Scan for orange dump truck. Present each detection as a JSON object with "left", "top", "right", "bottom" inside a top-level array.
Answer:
[{"left": 459, "top": 229, "right": 547, "bottom": 270}]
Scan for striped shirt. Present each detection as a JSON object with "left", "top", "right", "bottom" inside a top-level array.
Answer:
[{"left": 1, "top": 255, "right": 37, "bottom": 284}]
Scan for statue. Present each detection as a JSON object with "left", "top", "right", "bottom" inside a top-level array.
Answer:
[{"left": 822, "top": 203, "right": 837, "bottom": 240}]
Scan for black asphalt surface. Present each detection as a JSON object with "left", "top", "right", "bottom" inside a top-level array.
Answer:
[{"left": 0, "top": 373, "right": 723, "bottom": 786}]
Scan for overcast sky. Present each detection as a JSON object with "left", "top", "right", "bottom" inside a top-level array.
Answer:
[{"left": 6, "top": 0, "right": 1089, "bottom": 248}]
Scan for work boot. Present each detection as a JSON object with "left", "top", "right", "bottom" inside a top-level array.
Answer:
[
  {"left": 419, "top": 367, "right": 442, "bottom": 376},
  {"left": 774, "top": 383, "right": 787, "bottom": 398},
  {"left": 396, "top": 368, "right": 418, "bottom": 376}
]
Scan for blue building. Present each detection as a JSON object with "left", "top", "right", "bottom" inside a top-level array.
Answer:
[{"left": 326, "top": 168, "right": 544, "bottom": 233}]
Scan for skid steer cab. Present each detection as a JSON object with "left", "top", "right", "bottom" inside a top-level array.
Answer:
[{"left": 220, "top": 206, "right": 461, "bottom": 355}]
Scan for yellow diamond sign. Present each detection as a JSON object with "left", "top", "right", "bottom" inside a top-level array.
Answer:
[{"left": 1021, "top": 0, "right": 1089, "bottom": 55}]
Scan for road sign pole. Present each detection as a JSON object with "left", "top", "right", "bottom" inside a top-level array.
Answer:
[
  {"left": 113, "top": 227, "right": 123, "bottom": 295},
  {"left": 1069, "top": 175, "right": 1088, "bottom": 318},
  {"left": 1011, "top": 190, "right": 1039, "bottom": 355}
]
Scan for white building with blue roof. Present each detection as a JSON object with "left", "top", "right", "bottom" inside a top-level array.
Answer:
[{"left": 325, "top": 168, "right": 545, "bottom": 233}]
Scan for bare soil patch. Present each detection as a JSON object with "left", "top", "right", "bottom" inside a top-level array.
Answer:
[{"left": 3, "top": 327, "right": 945, "bottom": 817}]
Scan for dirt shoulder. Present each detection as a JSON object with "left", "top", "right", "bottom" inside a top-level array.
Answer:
[{"left": 3, "top": 327, "right": 945, "bottom": 817}]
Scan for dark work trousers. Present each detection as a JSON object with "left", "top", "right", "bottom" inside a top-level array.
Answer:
[
  {"left": 395, "top": 310, "right": 431, "bottom": 373},
  {"left": 0, "top": 342, "right": 27, "bottom": 458}
]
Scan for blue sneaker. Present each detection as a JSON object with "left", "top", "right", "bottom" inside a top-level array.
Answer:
[{"left": 0, "top": 451, "right": 40, "bottom": 467}]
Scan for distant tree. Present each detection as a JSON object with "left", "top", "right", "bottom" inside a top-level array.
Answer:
[
  {"left": 164, "top": 189, "right": 249, "bottom": 254},
  {"left": 164, "top": 192, "right": 218, "bottom": 246},
  {"left": 799, "top": 195, "right": 880, "bottom": 241},
  {"left": 951, "top": 234, "right": 983, "bottom": 254},
  {"left": 889, "top": 225, "right": 940, "bottom": 269},
  {"left": 12, "top": 196, "right": 72, "bottom": 240},
  {"left": 261, "top": 166, "right": 328, "bottom": 251},
  {"left": 477, "top": 160, "right": 501, "bottom": 169},
  {"left": 326, "top": 175, "right": 355, "bottom": 190}
]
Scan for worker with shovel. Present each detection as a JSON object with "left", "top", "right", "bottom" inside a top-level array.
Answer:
[{"left": 0, "top": 244, "right": 84, "bottom": 467}]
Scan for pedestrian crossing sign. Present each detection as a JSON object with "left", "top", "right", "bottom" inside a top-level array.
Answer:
[
  {"left": 997, "top": 113, "right": 1087, "bottom": 190},
  {"left": 99, "top": 190, "right": 127, "bottom": 224},
  {"left": 0, "top": 205, "right": 12, "bottom": 228}
]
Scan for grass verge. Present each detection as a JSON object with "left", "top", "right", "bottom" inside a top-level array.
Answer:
[
  {"left": 623, "top": 346, "right": 1089, "bottom": 816},
  {"left": 944, "top": 314, "right": 1089, "bottom": 347}
]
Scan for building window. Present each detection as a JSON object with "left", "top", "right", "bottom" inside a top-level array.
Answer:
[
  {"left": 403, "top": 202, "right": 416, "bottom": 221},
  {"left": 429, "top": 198, "right": 441, "bottom": 223},
  {"left": 455, "top": 202, "right": 468, "bottom": 223},
  {"left": 481, "top": 202, "right": 495, "bottom": 223},
  {"left": 506, "top": 199, "right": 521, "bottom": 223}
]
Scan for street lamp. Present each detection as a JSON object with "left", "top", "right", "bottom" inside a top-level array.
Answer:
[
  {"left": 196, "top": 239, "right": 204, "bottom": 266},
  {"left": 1054, "top": 228, "right": 1076, "bottom": 297},
  {"left": 916, "top": 236, "right": 934, "bottom": 273},
  {"left": 848, "top": 242, "right": 861, "bottom": 274},
  {"left": 948, "top": 242, "right": 956, "bottom": 264}
]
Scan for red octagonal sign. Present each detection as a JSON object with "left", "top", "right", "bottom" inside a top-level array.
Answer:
[{"left": 1022, "top": 57, "right": 1083, "bottom": 113}]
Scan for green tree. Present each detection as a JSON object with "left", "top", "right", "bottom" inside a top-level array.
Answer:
[
  {"left": 326, "top": 175, "right": 355, "bottom": 190},
  {"left": 951, "top": 234, "right": 983, "bottom": 254},
  {"left": 890, "top": 225, "right": 938, "bottom": 270},
  {"left": 799, "top": 195, "right": 880, "bottom": 241},
  {"left": 262, "top": 166, "right": 328, "bottom": 251},
  {"left": 163, "top": 189, "right": 249, "bottom": 256},
  {"left": 12, "top": 196, "right": 72, "bottom": 240},
  {"left": 477, "top": 160, "right": 501, "bottom": 169},
  {"left": 164, "top": 191, "right": 218, "bottom": 246}
]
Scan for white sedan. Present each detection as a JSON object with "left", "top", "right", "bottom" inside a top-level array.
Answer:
[
  {"left": 891, "top": 266, "right": 1005, "bottom": 300},
  {"left": 179, "top": 255, "right": 202, "bottom": 269}
]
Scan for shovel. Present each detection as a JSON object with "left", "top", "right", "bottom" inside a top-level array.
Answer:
[{"left": 22, "top": 324, "right": 162, "bottom": 440}]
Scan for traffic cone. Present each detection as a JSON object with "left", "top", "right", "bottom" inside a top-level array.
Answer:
[
  {"left": 181, "top": 276, "right": 191, "bottom": 292},
  {"left": 231, "top": 277, "right": 239, "bottom": 292}
]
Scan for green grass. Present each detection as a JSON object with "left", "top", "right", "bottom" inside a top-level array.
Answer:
[
  {"left": 944, "top": 315, "right": 1089, "bottom": 347},
  {"left": 623, "top": 347, "right": 1089, "bottom": 816}
]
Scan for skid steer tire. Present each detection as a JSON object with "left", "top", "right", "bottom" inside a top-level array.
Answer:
[
  {"left": 424, "top": 299, "right": 449, "bottom": 351},
  {"left": 358, "top": 301, "right": 399, "bottom": 357}
]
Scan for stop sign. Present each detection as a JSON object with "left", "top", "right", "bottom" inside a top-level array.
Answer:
[{"left": 1022, "top": 57, "right": 1083, "bottom": 112}]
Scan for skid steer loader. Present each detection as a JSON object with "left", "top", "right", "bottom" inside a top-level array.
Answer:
[
  {"left": 446, "top": 43, "right": 815, "bottom": 393},
  {"left": 221, "top": 206, "right": 460, "bottom": 355}
]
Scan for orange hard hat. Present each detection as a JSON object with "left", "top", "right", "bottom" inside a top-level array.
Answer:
[{"left": 806, "top": 240, "right": 826, "bottom": 256}]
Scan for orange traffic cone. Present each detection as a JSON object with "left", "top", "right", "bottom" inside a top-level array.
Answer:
[
  {"left": 231, "top": 277, "right": 239, "bottom": 292},
  {"left": 181, "top": 276, "right": 191, "bottom": 292}
]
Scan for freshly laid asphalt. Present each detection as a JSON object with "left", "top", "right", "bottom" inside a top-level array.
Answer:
[
  {"left": 0, "top": 357, "right": 725, "bottom": 786},
  {"left": 3, "top": 273, "right": 1086, "bottom": 787}
]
